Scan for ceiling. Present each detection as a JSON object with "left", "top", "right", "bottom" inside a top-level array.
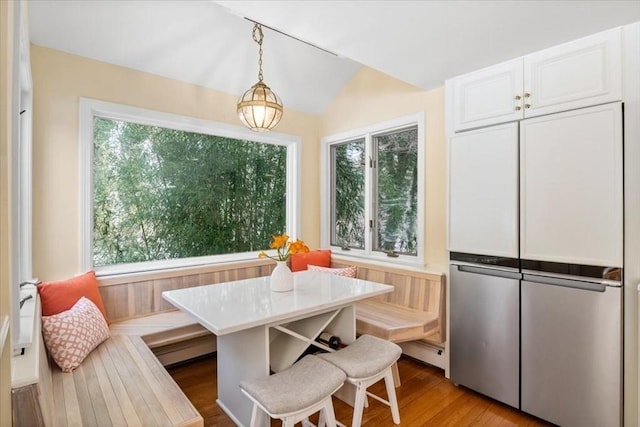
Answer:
[{"left": 29, "top": 1, "right": 640, "bottom": 115}]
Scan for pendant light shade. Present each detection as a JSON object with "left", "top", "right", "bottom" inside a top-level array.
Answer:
[
  {"left": 237, "top": 81, "right": 283, "bottom": 132},
  {"left": 237, "top": 24, "right": 283, "bottom": 132}
]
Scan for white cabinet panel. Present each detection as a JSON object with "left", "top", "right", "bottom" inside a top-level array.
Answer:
[
  {"left": 452, "top": 59, "right": 523, "bottom": 132},
  {"left": 520, "top": 103, "right": 623, "bottom": 266},
  {"left": 449, "top": 28, "right": 622, "bottom": 133},
  {"left": 449, "top": 123, "right": 519, "bottom": 257},
  {"left": 524, "top": 28, "right": 622, "bottom": 118}
]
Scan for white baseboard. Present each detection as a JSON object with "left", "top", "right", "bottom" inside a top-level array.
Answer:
[{"left": 399, "top": 340, "right": 445, "bottom": 370}]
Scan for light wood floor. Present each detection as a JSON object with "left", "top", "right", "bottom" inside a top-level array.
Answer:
[{"left": 168, "top": 355, "right": 553, "bottom": 427}]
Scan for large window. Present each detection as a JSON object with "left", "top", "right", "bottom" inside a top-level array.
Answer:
[
  {"left": 81, "top": 99, "right": 300, "bottom": 274},
  {"left": 323, "top": 114, "right": 424, "bottom": 263}
]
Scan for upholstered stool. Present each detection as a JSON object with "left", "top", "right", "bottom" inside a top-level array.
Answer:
[
  {"left": 240, "top": 355, "right": 346, "bottom": 427},
  {"left": 318, "top": 334, "right": 402, "bottom": 426}
]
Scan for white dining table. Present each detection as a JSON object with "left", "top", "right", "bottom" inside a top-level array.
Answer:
[{"left": 163, "top": 269, "right": 393, "bottom": 427}]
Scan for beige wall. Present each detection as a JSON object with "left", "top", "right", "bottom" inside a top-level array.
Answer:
[
  {"left": 320, "top": 67, "right": 448, "bottom": 272},
  {"left": 0, "top": 1, "right": 14, "bottom": 424},
  {"left": 31, "top": 45, "right": 321, "bottom": 280},
  {"left": 31, "top": 46, "right": 448, "bottom": 281}
]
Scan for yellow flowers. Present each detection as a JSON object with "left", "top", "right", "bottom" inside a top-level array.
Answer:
[{"left": 258, "top": 233, "right": 309, "bottom": 261}]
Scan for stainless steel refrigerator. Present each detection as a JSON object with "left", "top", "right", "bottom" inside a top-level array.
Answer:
[
  {"left": 521, "top": 266, "right": 622, "bottom": 427},
  {"left": 449, "top": 103, "right": 623, "bottom": 426},
  {"left": 450, "top": 255, "right": 521, "bottom": 409}
]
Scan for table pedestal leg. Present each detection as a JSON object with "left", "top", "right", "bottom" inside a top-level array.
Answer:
[{"left": 217, "top": 326, "right": 270, "bottom": 427}]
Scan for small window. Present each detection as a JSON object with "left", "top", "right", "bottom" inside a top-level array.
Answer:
[
  {"left": 323, "top": 114, "right": 423, "bottom": 263},
  {"left": 373, "top": 126, "right": 418, "bottom": 255},
  {"left": 330, "top": 138, "right": 366, "bottom": 250}
]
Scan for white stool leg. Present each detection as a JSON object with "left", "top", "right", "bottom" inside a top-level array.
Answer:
[
  {"left": 352, "top": 382, "right": 367, "bottom": 427},
  {"left": 321, "top": 396, "right": 338, "bottom": 427},
  {"left": 392, "top": 362, "right": 401, "bottom": 387},
  {"left": 318, "top": 410, "right": 326, "bottom": 427},
  {"left": 249, "top": 403, "right": 262, "bottom": 427},
  {"left": 283, "top": 416, "right": 296, "bottom": 427},
  {"left": 384, "top": 368, "right": 400, "bottom": 424}
]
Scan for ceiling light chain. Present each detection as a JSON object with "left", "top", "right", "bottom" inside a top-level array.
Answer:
[
  {"left": 253, "top": 24, "right": 264, "bottom": 83},
  {"left": 237, "top": 23, "right": 283, "bottom": 132}
]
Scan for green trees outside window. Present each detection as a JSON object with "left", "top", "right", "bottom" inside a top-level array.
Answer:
[
  {"left": 374, "top": 126, "right": 418, "bottom": 254},
  {"left": 329, "top": 125, "right": 418, "bottom": 256},
  {"left": 330, "top": 139, "right": 366, "bottom": 249},
  {"left": 93, "top": 117, "right": 287, "bottom": 267}
]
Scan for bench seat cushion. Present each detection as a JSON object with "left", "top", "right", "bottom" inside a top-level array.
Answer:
[
  {"left": 356, "top": 299, "right": 439, "bottom": 343},
  {"left": 51, "top": 335, "right": 203, "bottom": 427}
]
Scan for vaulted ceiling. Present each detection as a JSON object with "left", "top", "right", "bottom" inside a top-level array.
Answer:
[{"left": 28, "top": 1, "right": 640, "bottom": 114}]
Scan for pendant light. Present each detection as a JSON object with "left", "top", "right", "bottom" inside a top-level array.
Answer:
[{"left": 237, "top": 24, "right": 283, "bottom": 132}]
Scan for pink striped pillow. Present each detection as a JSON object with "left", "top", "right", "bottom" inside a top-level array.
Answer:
[{"left": 308, "top": 264, "right": 357, "bottom": 278}]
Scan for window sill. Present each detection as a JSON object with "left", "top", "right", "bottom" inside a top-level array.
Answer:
[
  {"left": 13, "top": 284, "right": 38, "bottom": 355},
  {"left": 12, "top": 292, "right": 41, "bottom": 389},
  {"left": 331, "top": 253, "right": 442, "bottom": 275},
  {"left": 97, "top": 257, "right": 274, "bottom": 286}
]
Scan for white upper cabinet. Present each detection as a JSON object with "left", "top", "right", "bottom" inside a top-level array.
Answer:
[
  {"left": 520, "top": 103, "right": 623, "bottom": 267},
  {"left": 449, "top": 123, "right": 519, "bottom": 257},
  {"left": 452, "top": 59, "right": 523, "bottom": 132},
  {"left": 450, "top": 28, "right": 622, "bottom": 132},
  {"left": 524, "top": 28, "right": 622, "bottom": 118}
]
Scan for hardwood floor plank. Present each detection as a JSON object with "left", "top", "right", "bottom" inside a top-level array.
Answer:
[{"left": 168, "top": 355, "right": 554, "bottom": 426}]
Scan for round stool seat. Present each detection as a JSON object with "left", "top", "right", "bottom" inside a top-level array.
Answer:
[
  {"left": 240, "top": 355, "right": 346, "bottom": 416},
  {"left": 318, "top": 334, "right": 402, "bottom": 379}
]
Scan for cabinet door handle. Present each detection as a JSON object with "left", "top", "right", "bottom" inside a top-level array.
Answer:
[
  {"left": 524, "top": 103, "right": 531, "bottom": 109},
  {"left": 524, "top": 92, "right": 531, "bottom": 98},
  {"left": 515, "top": 95, "right": 522, "bottom": 100},
  {"left": 515, "top": 106, "right": 522, "bottom": 111}
]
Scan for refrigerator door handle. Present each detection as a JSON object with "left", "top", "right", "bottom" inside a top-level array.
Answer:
[
  {"left": 458, "top": 265, "right": 522, "bottom": 280},
  {"left": 522, "top": 274, "right": 606, "bottom": 292}
]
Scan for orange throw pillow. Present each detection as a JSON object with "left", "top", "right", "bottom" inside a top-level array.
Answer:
[
  {"left": 290, "top": 249, "right": 332, "bottom": 272},
  {"left": 38, "top": 271, "right": 109, "bottom": 323}
]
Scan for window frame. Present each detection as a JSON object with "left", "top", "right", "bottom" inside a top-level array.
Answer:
[
  {"left": 79, "top": 98, "right": 301, "bottom": 276},
  {"left": 10, "top": 1, "right": 34, "bottom": 352},
  {"left": 320, "top": 113, "right": 425, "bottom": 266}
]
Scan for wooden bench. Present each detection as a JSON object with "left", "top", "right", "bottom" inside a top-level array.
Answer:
[
  {"left": 50, "top": 335, "right": 203, "bottom": 427},
  {"left": 331, "top": 258, "right": 446, "bottom": 367},
  {"left": 109, "top": 310, "right": 215, "bottom": 366},
  {"left": 31, "top": 261, "right": 275, "bottom": 426},
  {"left": 355, "top": 299, "right": 439, "bottom": 343},
  {"left": 13, "top": 298, "right": 207, "bottom": 427}
]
